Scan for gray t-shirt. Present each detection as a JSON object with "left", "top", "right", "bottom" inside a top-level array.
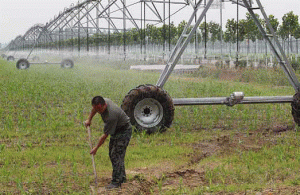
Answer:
[{"left": 100, "top": 98, "right": 131, "bottom": 137}]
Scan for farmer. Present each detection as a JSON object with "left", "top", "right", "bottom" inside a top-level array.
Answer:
[{"left": 85, "top": 96, "right": 132, "bottom": 189}]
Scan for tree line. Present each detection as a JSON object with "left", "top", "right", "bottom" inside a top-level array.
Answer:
[
  {"left": 27, "top": 11, "right": 300, "bottom": 51},
  {"left": 86, "top": 11, "right": 299, "bottom": 46}
]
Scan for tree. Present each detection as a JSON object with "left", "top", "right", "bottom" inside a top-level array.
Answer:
[
  {"left": 244, "top": 13, "right": 257, "bottom": 54},
  {"left": 224, "top": 19, "right": 237, "bottom": 55},
  {"left": 265, "top": 14, "right": 279, "bottom": 34},
  {"left": 244, "top": 13, "right": 259, "bottom": 42},
  {"left": 244, "top": 13, "right": 264, "bottom": 54},
  {"left": 199, "top": 21, "right": 209, "bottom": 43},
  {"left": 161, "top": 23, "right": 177, "bottom": 45},
  {"left": 208, "top": 21, "right": 222, "bottom": 51},
  {"left": 177, "top": 20, "right": 188, "bottom": 37},
  {"left": 280, "top": 11, "right": 299, "bottom": 53},
  {"left": 209, "top": 22, "right": 221, "bottom": 42},
  {"left": 145, "top": 24, "right": 161, "bottom": 44},
  {"left": 294, "top": 24, "right": 300, "bottom": 54},
  {"left": 224, "top": 19, "right": 236, "bottom": 43},
  {"left": 166, "top": 22, "right": 178, "bottom": 45},
  {"left": 126, "top": 28, "right": 140, "bottom": 45},
  {"left": 282, "top": 11, "right": 299, "bottom": 38},
  {"left": 237, "top": 19, "right": 247, "bottom": 42}
]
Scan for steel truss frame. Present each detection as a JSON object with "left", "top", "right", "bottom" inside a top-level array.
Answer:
[
  {"left": 157, "top": 0, "right": 300, "bottom": 107},
  {"left": 5, "top": 0, "right": 196, "bottom": 59}
]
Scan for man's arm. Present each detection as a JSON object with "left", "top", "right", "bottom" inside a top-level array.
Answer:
[
  {"left": 90, "top": 133, "right": 109, "bottom": 155},
  {"left": 85, "top": 108, "right": 97, "bottom": 127}
]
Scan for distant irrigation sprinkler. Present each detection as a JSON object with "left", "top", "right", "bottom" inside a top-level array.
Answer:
[
  {"left": 1, "top": 53, "right": 15, "bottom": 61},
  {"left": 4, "top": 22, "right": 75, "bottom": 70},
  {"left": 15, "top": 58, "right": 74, "bottom": 70},
  {"left": 4, "top": 0, "right": 203, "bottom": 70},
  {"left": 3, "top": 0, "right": 227, "bottom": 70},
  {"left": 121, "top": 0, "right": 300, "bottom": 133}
]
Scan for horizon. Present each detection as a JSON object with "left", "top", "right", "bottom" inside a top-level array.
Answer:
[{"left": 0, "top": 0, "right": 299, "bottom": 45}]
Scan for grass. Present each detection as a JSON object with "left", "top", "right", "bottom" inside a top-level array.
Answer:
[{"left": 0, "top": 57, "right": 299, "bottom": 194}]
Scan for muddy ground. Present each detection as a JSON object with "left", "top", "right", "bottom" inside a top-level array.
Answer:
[{"left": 89, "top": 124, "right": 300, "bottom": 195}]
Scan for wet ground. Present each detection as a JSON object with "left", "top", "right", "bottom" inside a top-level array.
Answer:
[{"left": 90, "top": 124, "right": 299, "bottom": 195}]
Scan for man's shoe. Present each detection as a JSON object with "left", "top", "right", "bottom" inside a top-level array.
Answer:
[{"left": 105, "top": 183, "right": 120, "bottom": 190}]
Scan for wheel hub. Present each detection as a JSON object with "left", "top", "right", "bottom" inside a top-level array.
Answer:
[
  {"left": 19, "top": 62, "right": 28, "bottom": 69},
  {"left": 64, "top": 62, "right": 71, "bottom": 68},
  {"left": 143, "top": 106, "right": 151, "bottom": 116},
  {"left": 134, "top": 98, "right": 163, "bottom": 128}
]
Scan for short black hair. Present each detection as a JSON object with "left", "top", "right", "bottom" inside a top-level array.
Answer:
[{"left": 92, "top": 96, "right": 106, "bottom": 106}]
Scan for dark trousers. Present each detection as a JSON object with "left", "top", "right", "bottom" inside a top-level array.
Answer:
[{"left": 109, "top": 133, "right": 131, "bottom": 184}]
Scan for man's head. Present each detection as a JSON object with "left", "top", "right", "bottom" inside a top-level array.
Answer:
[{"left": 92, "top": 96, "right": 107, "bottom": 113}]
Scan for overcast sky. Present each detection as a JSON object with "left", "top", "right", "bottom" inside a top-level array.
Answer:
[{"left": 0, "top": 0, "right": 299, "bottom": 45}]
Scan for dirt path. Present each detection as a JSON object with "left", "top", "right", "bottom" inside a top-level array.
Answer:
[{"left": 92, "top": 124, "right": 297, "bottom": 195}]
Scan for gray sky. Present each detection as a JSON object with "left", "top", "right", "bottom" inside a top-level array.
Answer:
[{"left": 0, "top": 0, "right": 299, "bottom": 45}]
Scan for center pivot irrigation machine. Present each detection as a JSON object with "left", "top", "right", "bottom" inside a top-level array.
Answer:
[
  {"left": 2, "top": 0, "right": 300, "bottom": 133},
  {"left": 2, "top": 24, "right": 75, "bottom": 70},
  {"left": 121, "top": 0, "right": 300, "bottom": 134}
]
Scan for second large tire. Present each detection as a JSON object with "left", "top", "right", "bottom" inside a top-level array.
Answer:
[
  {"left": 61, "top": 59, "right": 74, "bottom": 68},
  {"left": 16, "top": 58, "right": 30, "bottom": 70},
  {"left": 121, "top": 84, "right": 174, "bottom": 134},
  {"left": 292, "top": 91, "right": 300, "bottom": 125}
]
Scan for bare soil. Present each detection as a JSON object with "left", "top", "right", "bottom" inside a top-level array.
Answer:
[{"left": 91, "top": 124, "right": 299, "bottom": 195}]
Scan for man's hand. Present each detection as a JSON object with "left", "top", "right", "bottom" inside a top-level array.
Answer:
[
  {"left": 90, "top": 147, "right": 98, "bottom": 155},
  {"left": 89, "top": 134, "right": 108, "bottom": 156},
  {"left": 84, "top": 120, "right": 91, "bottom": 127}
]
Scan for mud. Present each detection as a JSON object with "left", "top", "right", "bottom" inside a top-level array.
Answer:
[{"left": 92, "top": 124, "right": 297, "bottom": 195}]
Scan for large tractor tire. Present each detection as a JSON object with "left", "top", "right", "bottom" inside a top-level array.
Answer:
[
  {"left": 292, "top": 91, "right": 300, "bottom": 125},
  {"left": 121, "top": 84, "right": 174, "bottom": 134},
  {"left": 61, "top": 59, "right": 74, "bottom": 68},
  {"left": 16, "top": 58, "right": 30, "bottom": 70}
]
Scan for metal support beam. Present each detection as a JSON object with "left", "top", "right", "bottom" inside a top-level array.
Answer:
[
  {"left": 155, "top": 0, "right": 300, "bottom": 96},
  {"left": 173, "top": 95, "right": 293, "bottom": 106},
  {"left": 242, "top": 0, "right": 300, "bottom": 92},
  {"left": 98, "top": 0, "right": 117, "bottom": 17},
  {"left": 157, "top": 0, "right": 213, "bottom": 88}
]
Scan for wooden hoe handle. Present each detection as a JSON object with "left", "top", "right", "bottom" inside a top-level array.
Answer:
[{"left": 87, "top": 126, "right": 98, "bottom": 187}]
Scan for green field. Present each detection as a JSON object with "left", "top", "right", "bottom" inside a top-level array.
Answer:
[{"left": 1, "top": 57, "right": 300, "bottom": 194}]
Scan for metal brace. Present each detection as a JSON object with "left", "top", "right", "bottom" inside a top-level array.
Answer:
[{"left": 226, "top": 92, "right": 245, "bottom": 106}]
